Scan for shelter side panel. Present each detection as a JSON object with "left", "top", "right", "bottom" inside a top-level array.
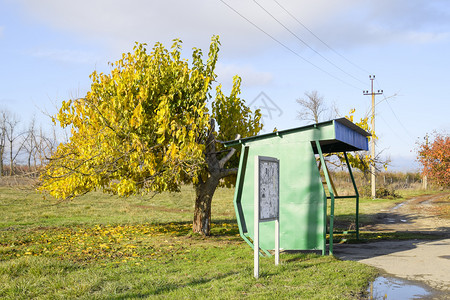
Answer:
[{"left": 239, "top": 141, "right": 326, "bottom": 251}]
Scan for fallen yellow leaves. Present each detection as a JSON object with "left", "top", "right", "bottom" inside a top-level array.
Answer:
[{"left": 0, "top": 222, "right": 238, "bottom": 264}]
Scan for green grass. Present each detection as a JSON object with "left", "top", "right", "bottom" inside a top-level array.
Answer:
[
  {"left": 0, "top": 186, "right": 380, "bottom": 299},
  {"left": 0, "top": 250, "right": 375, "bottom": 299},
  {"left": 329, "top": 189, "right": 450, "bottom": 231},
  {"left": 329, "top": 196, "right": 399, "bottom": 232},
  {"left": 396, "top": 188, "right": 447, "bottom": 199},
  {"left": 0, "top": 186, "right": 235, "bottom": 229},
  {"left": 332, "top": 190, "right": 432, "bottom": 220}
]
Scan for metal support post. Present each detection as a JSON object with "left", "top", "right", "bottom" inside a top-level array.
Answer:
[
  {"left": 315, "top": 141, "right": 335, "bottom": 255},
  {"left": 344, "top": 152, "right": 360, "bottom": 240}
]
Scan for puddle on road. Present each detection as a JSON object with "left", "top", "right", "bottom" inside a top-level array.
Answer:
[
  {"left": 368, "top": 276, "right": 432, "bottom": 299},
  {"left": 391, "top": 202, "right": 405, "bottom": 211}
]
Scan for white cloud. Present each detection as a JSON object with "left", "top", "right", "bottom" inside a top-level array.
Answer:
[
  {"left": 13, "top": 0, "right": 450, "bottom": 55},
  {"left": 30, "top": 48, "right": 101, "bottom": 64},
  {"left": 386, "top": 154, "right": 419, "bottom": 172},
  {"left": 216, "top": 63, "right": 273, "bottom": 87},
  {"left": 310, "top": 1, "right": 450, "bottom": 49},
  {"left": 14, "top": 0, "right": 357, "bottom": 52},
  {"left": 402, "top": 31, "right": 450, "bottom": 44}
]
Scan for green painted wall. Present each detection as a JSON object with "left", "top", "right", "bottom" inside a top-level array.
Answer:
[
  {"left": 231, "top": 119, "right": 369, "bottom": 254},
  {"left": 236, "top": 124, "right": 335, "bottom": 251}
]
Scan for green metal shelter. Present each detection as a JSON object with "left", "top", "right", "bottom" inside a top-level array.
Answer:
[{"left": 224, "top": 118, "right": 370, "bottom": 255}]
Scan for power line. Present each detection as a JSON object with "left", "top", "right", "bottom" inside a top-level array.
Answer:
[
  {"left": 378, "top": 114, "right": 411, "bottom": 145},
  {"left": 253, "top": 0, "right": 366, "bottom": 87},
  {"left": 272, "top": 0, "right": 370, "bottom": 76},
  {"left": 375, "top": 78, "right": 415, "bottom": 141},
  {"left": 385, "top": 99, "right": 416, "bottom": 141},
  {"left": 218, "top": 0, "right": 362, "bottom": 90}
]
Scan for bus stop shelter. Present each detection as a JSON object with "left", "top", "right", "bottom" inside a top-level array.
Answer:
[{"left": 224, "top": 118, "right": 370, "bottom": 255}]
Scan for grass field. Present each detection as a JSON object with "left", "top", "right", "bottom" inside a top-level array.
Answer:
[{"left": 0, "top": 185, "right": 417, "bottom": 299}]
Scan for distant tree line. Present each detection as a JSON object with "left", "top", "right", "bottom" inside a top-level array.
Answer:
[{"left": 0, "top": 108, "right": 59, "bottom": 177}]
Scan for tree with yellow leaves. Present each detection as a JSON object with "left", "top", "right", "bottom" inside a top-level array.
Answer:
[
  {"left": 344, "top": 108, "right": 388, "bottom": 178},
  {"left": 39, "top": 36, "right": 262, "bottom": 236}
]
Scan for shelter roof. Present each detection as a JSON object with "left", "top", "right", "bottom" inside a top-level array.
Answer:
[{"left": 223, "top": 118, "right": 371, "bottom": 154}]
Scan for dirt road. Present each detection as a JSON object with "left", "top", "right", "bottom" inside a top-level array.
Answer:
[
  {"left": 361, "top": 193, "right": 449, "bottom": 233},
  {"left": 334, "top": 192, "right": 450, "bottom": 292}
]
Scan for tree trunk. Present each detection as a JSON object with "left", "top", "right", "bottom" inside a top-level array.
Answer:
[
  {"left": 9, "top": 140, "right": 13, "bottom": 176},
  {"left": 191, "top": 119, "right": 239, "bottom": 236},
  {"left": 0, "top": 146, "right": 3, "bottom": 177},
  {"left": 193, "top": 176, "right": 220, "bottom": 235},
  {"left": 27, "top": 154, "right": 31, "bottom": 174}
]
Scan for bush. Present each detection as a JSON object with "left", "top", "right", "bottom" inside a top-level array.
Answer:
[
  {"left": 375, "top": 187, "right": 400, "bottom": 199},
  {"left": 359, "top": 185, "right": 400, "bottom": 199}
]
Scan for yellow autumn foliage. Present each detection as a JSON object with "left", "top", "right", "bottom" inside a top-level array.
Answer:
[{"left": 39, "top": 36, "right": 262, "bottom": 200}]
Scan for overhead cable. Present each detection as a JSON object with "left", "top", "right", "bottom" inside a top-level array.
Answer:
[
  {"left": 375, "top": 79, "right": 416, "bottom": 141},
  {"left": 253, "top": 0, "right": 366, "bottom": 87},
  {"left": 272, "top": 0, "right": 370, "bottom": 76},
  {"left": 218, "top": 0, "right": 362, "bottom": 90}
]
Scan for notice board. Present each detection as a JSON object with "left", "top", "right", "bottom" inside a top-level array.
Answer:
[{"left": 258, "top": 156, "right": 279, "bottom": 221}]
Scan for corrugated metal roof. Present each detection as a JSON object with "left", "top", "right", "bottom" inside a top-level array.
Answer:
[{"left": 334, "top": 118, "right": 371, "bottom": 137}]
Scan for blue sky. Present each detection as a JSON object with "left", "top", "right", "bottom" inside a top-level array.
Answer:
[{"left": 1, "top": 0, "right": 449, "bottom": 171}]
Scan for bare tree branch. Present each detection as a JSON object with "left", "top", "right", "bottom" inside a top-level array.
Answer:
[
  {"left": 296, "top": 90, "right": 329, "bottom": 123},
  {"left": 218, "top": 134, "right": 240, "bottom": 168}
]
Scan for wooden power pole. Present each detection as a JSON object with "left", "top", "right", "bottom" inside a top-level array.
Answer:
[{"left": 363, "top": 75, "right": 383, "bottom": 199}]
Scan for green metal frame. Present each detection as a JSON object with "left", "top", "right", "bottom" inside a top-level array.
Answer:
[
  {"left": 316, "top": 145, "right": 362, "bottom": 255},
  {"left": 344, "top": 152, "right": 360, "bottom": 240},
  {"left": 315, "top": 141, "right": 335, "bottom": 255},
  {"left": 320, "top": 151, "right": 361, "bottom": 253},
  {"left": 233, "top": 145, "right": 271, "bottom": 257}
]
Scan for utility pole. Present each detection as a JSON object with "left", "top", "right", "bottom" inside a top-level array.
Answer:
[{"left": 363, "top": 75, "right": 383, "bottom": 199}]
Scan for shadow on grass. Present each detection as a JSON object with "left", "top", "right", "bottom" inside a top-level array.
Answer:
[
  {"left": 146, "top": 219, "right": 239, "bottom": 237},
  {"left": 106, "top": 271, "right": 240, "bottom": 299},
  {"left": 282, "top": 252, "right": 324, "bottom": 264}
]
